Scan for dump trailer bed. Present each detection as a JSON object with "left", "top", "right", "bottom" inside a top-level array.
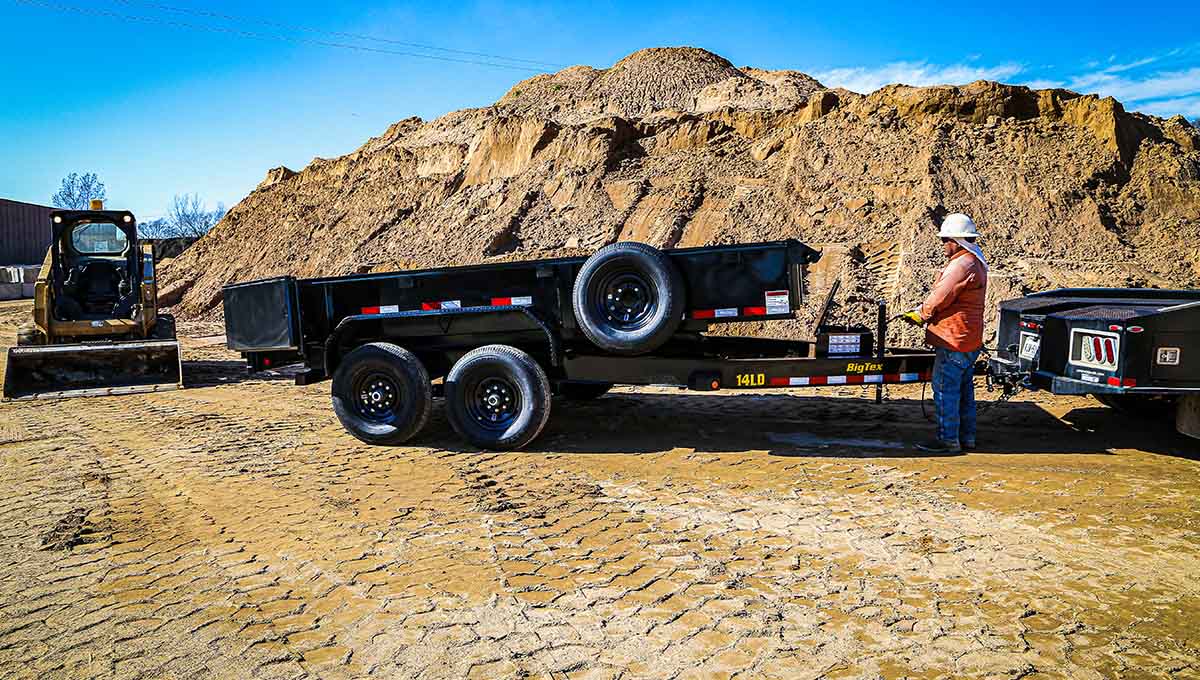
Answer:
[
  {"left": 223, "top": 240, "right": 936, "bottom": 450},
  {"left": 988, "top": 287, "right": 1200, "bottom": 439}
]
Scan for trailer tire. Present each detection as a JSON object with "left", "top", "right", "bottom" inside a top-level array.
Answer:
[
  {"left": 332, "top": 342, "right": 432, "bottom": 446},
  {"left": 558, "top": 381, "right": 613, "bottom": 400},
  {"left": 572, "top": 242, "right": 685, "bottom": 355},
  {"left": 446, "top": 345, "right": 551, "bottom": 451}
]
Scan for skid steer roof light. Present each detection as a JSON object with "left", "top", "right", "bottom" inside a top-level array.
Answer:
[
  {"left": 89, "top": 199, "right": 103, "bottom": 210},
  {"left": 123, "top": 215, "right": 132, "bottom": 223}
]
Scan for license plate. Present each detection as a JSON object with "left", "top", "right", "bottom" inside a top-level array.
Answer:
[{"left": 1019, "top": 333, "right": 1040, "bottom": 360}]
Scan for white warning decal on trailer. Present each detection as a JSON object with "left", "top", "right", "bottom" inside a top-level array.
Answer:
[{"left": 765, "top": 290, "right": 790, "bottom": 315}]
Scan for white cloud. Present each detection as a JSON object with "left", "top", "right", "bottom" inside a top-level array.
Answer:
[
  {"left": 814, "top": 61, "right": 1024, "bottom": 94},
  {"left": 1136, "top": 96, "right": 1200, "bottom": 119},
  {"left": 1068, "top": 67, "right": 1200, "bottom": 104}
]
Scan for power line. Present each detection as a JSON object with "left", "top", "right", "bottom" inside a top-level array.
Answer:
[
  {"left": 10, "top": 0, "right": 552, "bottom": 73},
  {"left": 110, "top": 0, "right": 568, "bottom": 69}
]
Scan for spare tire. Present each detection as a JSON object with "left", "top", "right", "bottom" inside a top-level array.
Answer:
[{"left": 572, "top": 242, "right": 685, "bottom": 355}]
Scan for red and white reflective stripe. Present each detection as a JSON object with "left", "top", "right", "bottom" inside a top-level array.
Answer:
[
  {"left": 360, "top": 304, "right": 401, "bottom": 315},
  {"left": 1107, "top": 377, "right": 1137, "bottom": 387},
  {"left": 692, "top": 306, "right": 774, "bottom": 319},
  {"left": 490, "top": 296, "right": 533, "bottom": 307},
  {"left": 420, "top": 299, "right": 461, "bottom": 311},
  {"left": 769, "top": 372, "right": 926, "bottom": 387}
]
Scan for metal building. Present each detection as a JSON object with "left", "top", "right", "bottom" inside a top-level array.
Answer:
[{"left": 0, "top": 198, "right": 54, "bottom": 265}]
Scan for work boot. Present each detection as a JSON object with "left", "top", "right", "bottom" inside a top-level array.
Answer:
[{"left": 914, "top": 439, "right": 962, "bottom": 454}]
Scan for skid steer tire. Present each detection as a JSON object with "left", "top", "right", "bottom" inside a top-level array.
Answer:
[
  {"left": 558, "top": 381, "right": 613, "bottom": 400},
  {"left": 332, "top": 342, "right": 432, "bottom": 446},
  {"left": 152, "top": 314, "right": 177, "bottom": 341},
  {"left": 15, "top": 324, "right": 44, "bottom": 347},
  {"left": 572, "top": 242, "right": 685, "bottom": 356},
  {"left": 446, "top": 345, "right": 551, "bottom": 451}
]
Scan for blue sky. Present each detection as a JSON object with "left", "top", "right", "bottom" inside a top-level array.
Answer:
[{"left": 2, "top": 1, "right": 1197, "bottom": 219}]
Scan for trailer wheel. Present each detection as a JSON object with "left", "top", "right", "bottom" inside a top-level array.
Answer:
[
  {"left": 446, "top": 345, "right": 551, "bottom": 450},
  {"left": 332, "top": 342, "right": 432, "bottom": 446},
  {"left": 558, "top": 381, "right": 613, "bottom": 400},
  {"left": 572, "top": 242, "right": 685, "bottom": 355}
]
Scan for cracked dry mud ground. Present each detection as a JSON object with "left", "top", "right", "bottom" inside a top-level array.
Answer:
[{"left": 0, "top": 300, "right": 1198, "bottom": 679}]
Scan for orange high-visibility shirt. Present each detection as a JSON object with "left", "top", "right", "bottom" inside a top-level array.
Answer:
[{"left": 919, "top": 249, "right": 988, "bottom": 352}]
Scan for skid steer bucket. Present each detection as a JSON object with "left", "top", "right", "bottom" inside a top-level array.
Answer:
[{"left": 3, "top": 340, "right": 183, "bottom": 400}]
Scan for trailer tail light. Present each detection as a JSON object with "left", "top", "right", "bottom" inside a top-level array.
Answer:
[
  {"left": 1070, "top": 329, "right": 1120, "bottom": 371},
  {"left": 1128, "top": 326, "right": 1144, "bottom": 333},
  {"left": 743, "top": 306, "right": 767, "bottom": 316},
  {"left": 1019, "top": 320, "right": 1042, "bottom": 330},
  {"left": 361, "top": 306, "right": 380, "bottom": 315}
]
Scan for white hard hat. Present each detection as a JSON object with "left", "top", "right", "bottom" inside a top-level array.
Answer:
[{"left": 939, "top": 213, "right": 979, "bottom": 239}]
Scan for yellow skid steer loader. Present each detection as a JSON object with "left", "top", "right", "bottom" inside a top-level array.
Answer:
[{"left": 2, "top": 201, "right": 182, "bottom": 399}]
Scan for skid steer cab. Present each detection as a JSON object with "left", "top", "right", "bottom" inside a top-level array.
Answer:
[{"left": 3, "top": 202, "right": 182, "bottom": 400}]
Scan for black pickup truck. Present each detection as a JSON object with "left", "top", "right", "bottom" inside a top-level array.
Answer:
[{"left": 988, "top": 288, "right": 1200, "bottom": 440}]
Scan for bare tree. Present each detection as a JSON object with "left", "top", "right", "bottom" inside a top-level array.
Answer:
[
  {"left": 51, "top": 172, "right": 107, "bottom": 209},
  {"left": 164, "top": 193, "right": 226, "bottom": 238}
]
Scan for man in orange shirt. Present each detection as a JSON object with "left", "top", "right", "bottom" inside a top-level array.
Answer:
[{"left": 902, "top": 214, "right": 989, "bottom": 454}]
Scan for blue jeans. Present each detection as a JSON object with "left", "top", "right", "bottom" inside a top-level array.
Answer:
[{"left": 932, "top": 347, "right": 980, "bottom": 444}]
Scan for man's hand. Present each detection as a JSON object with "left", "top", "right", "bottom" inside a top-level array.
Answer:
[{"left": 900, "top": 310, "right": 925, "bottom": 326}]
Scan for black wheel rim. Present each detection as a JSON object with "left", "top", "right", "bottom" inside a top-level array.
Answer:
[
  {"left": 590, "top": 265, "right": 657, "bottom": 332},
  {"left": 353, "top": 371, "right": 401, "bottom": 421},
  {"left": 468, "top": 376, "right": 521, "bottom": 431}
]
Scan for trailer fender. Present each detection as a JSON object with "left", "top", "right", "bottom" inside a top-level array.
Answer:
[{"left": 324, "top": 305, "right": 561, "bottom": 377}]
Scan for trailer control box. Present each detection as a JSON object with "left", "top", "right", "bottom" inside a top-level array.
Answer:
[{"left": 816, "top": 327, "right": 874, "bottom": 358}]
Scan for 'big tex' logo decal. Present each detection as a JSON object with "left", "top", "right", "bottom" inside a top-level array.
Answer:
[{"left": 846, "top": 362, "right": 884, "bottom": 373}]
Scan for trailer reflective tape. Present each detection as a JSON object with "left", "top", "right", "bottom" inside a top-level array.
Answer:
[
  {"left": 1107, "top": 377, "right": 1121, "bottom": 387},
  {"left": 441, "top": 300, "right": 461, "bottom": 309},
  {"left": 360, "top": 305, "right": 399, "bottom": 314},
  {"left": 743, "top": 306, "right": 767, "bottom": 316},
  {"left": 420, "top": 302, "right": 440, "bottom": 310},
  {"left": 845, "top": 375, "right": 864, "bottom": 384},
  {"left": 900, "top": 372, "right": 920, "bottom": 382},
  {"left": 691, "top": 309, "right": 716, "bottom": 319},
  {"left": 490, "top": 296, "right": 533, "bottom": 306},
  {"left": 715, "top": 308, "right": 738, "bottom": 318},
  {"left": 769, "top": 377, "right": 789, "bottom": 386},
  {"left": 1123, "top": 377, "right": 1137, "bottom": 387},
  {"left": 863, "top": 374, "right": 883, "bottom": 383},
  {"left": 809, "top": 376, "right": 828, "bottom": 386},
  {"left": 827, "top": 375, "right": 848, "bottom": 385}
]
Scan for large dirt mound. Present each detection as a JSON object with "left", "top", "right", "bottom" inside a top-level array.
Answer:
[{"left": 162, "top": 46, "right": 1200, "bottom": 344}]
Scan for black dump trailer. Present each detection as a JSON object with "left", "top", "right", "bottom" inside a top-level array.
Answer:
[
  {"left": 223, "top": 240, "right": 936, "bottom": 450},
  {"left": 988, "top": 287, "right": 1200, "bottom": 440}
]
